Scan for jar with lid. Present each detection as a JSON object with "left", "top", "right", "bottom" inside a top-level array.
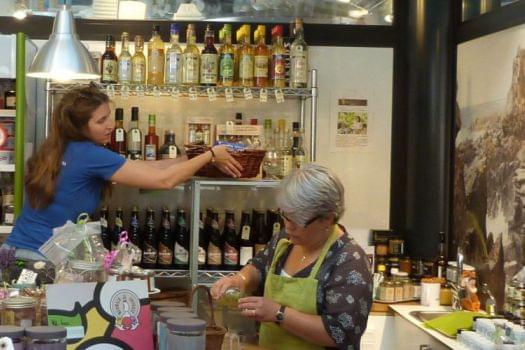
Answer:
[
  {"left": 399, "top": 257, "right": 412, "bottom": 275},
  {"left": 402, "top": 279, "right": 414, "bottom": 300},
  {"left": 439, "top": 283, "right": 452, "bottom": 306},
  {"left": 4, "top": 296, "right": 36, "bottom": 327},
  {"left": 166, "top": 318, "right": 206, "bottom": 350},
  {"left": 388, "top": 238, "right": 404, "bottom": 256},
  {"left": 379, "top": 280, "right": 394, "bottom": 302},
  {"left": 0, "top": 326, "right": 24, "bottom": 350},
  {"left": 393, "top": 281, "right": 404, "bottom": 301},
  {"left": 158, "top": 311, "right": 197, "bottom": 350},
  {"left": 150, "top": 301, "right": 188, "bottom": 336},
  {"left": 70, "top": 260, "right": 106, "bottom": 283},
  {"left": 412, "top": 279, "right": 422, "bottom": 299},
  {"left": 26, "top": 326, "right": 67, "bottom": 350}
]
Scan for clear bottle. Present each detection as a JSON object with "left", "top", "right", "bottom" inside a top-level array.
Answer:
[
  {"left": 147, "top": 25, "right": 165, "bottom": 85},
  {"left": 290, "top": 17, "right": 308, "bottom": 88},
  {"left": 165, "top": 24, "right": 183, "bottom": 85},
  {"left": 200, "top": 24, "right": 218, "bottom": 86},
  {"left": 262, "top": 119, "right": 279, "bottom": 179},
  {"left": 219, "top": 24, "right": 235, "bottom": 87},
  {"left": 132, "top": 35, "right": 146, "bottom": 84},
  {"left": 291, "top": 122, "right": 306, "bottom": 169},
  {"left": 101, "top": 34, "right": 118, "bottom": 84},
  {"left": 239, "top": 25, "right": 254, "bottom": 87},
  {"left": 182, "top": 24, "right": 200, "bottom": 85},
  {"left": 118, "top": 32, "right": 132, "bottom": 84},
  {"left": 254, "top": 25, "right": 269, "bottom": 88},
  {"left": 144, "top": 114, "right": 159, "bottom": 161},
  {"left": 278, "top": 120, "right": 293, "bottom": 177},
  {"left": 270, "top": 25, "right": 286, "bottom": 88},
  {"left": 127, "top": 107, "right": 143, "bottom": 160},
  {"left": 159, "top": 130, "right": 181, "bottom": 159}
]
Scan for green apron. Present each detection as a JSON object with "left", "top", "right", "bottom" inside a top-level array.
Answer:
[{"left": 259, "top": 228, "right": 339, "bottom": 350}]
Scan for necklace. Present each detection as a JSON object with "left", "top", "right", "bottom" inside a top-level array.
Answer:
[{"left": 300, "top": 255, "right": 307, "bottom": 263}]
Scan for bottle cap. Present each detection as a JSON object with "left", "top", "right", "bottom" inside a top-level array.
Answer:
[
  {"left": 271, "top": 25, "right": 283, "bottom": 37},
  {"left": 170, "top": 24, "right": 179, "bottom": 34},
  {"left": 105, "top": 34, "right": 114, "bottom": 42},
  {"left": 235, "top": 112, "right": 243, "bottom": 121},
  {"left": 115, "top": 108, "right": 123, "bottom": 121},
  {"left": 264, "top": 119, "right": 272, "bottom": 128},
  {"left": 250, "top": 118, "right": 258, "bottom": 125},
  {"left": 131, "top": 107, "right": 139, "bottom": 121},
  {"left": 292, "top": 122, "right": 300, "bottom": 131}
]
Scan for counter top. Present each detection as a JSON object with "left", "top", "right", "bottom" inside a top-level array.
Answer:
[{"left": 389, "top": 304, "right": 467, "bottom": 349}]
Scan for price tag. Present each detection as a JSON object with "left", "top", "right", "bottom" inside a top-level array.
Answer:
[
  {"left": 225, "top": 88, "right": 234, "bottom": 102},
  {"left": 152, "top": 86, "right": 161, "bottom": 98},
  {"left": 16, "top": 269, "right": 38, "bottom": 285},
  {"left": 189, "top": 87, "right": 198, "bottom": 101},
  {"left": 120, "top": 85, "right": 130, "bottom": 100},
  {"left": 274, "top": 88, "right": 285, "bottom": 103},
  {"left": 170, "top": 87, "right": 180, "bottom": 100},
  {"left": 243, "top": 88, "right": 253, "bottom": 100},
  {"left": 207, "top": 87, "right": 217, "bottom": 101},
  {"left": 135, "top": 85, "right": 145, "bottom": 98},
  {"left": 259, "top": 88, "right": 268, "bottom": 103},
  {"left": 106, "top": 85, "right": 116, "bottom": 99}
]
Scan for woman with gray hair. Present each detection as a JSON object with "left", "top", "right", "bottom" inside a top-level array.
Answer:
[{"left": 211, "top": 164, "right": 372, "bottom": 350}]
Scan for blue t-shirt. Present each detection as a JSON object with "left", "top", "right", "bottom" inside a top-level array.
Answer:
[{"left": 7, "top": 141, "right": 126, "bottom": 252}]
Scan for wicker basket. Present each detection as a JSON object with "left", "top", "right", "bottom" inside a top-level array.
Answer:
[
  {"left": 190, "top": 285, "right": 227, "bottom": 350},
  {"left": 185, "top": 146, "right": 266, "bottom": 178}
]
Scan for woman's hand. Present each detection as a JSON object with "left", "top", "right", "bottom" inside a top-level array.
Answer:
[
  {"left": 238, "top": 296, "right": 280, "bottom": 323},
  {"left": 210, "top": 145, "right": 243, "bottom": 178},
  {"left": 210, "top": 275, "right": 243, "bottom": 300}
]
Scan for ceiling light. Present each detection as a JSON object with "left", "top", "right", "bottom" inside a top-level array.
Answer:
[
  {"left": 12, "top": 2, "right": 31, "bottom": 20},
  {"left": 118, "top": 0, "right": 147, "bottom": 19},
  {"left": 348, "top": 9, "right": 369, "bottom": 18},
  {"left": 384, "top": 14, "right": 393, "bottom": 23}
]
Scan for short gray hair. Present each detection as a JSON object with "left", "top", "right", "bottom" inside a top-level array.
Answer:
[{"left": 276, "top": 164, "right": 345, "bottom": 226}]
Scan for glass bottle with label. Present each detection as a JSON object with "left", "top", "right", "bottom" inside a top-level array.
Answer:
[
  {"left": 194, "top": 124, "right": 204, "bottom": 145},
  {"left": 291, "top": 122, "right": 306, "bottom": 169},
  {"left": 182, "top": 24, "right": 200, "bottom": 85},
  {"left": 159, "top": 130, "right": 181, "bottom": 159},
  {"left": 198, "top": 212, "right": 207, "bottom": 269},
  {"left": 165, "top": 24, "right": 183, "bottom": 85},
  {"left": 127, "top": 107, "right": 143, "bottom": 160},
  {"left": 128, "top": 206, "right": 142, "bottom": 264},
  {"left": 207, "top": 210, "right": 223, "bottom": 270},
  {"left": 279, "top": 120, "right": 293, "bottom": 177},
  {"left": 99, "top": 207, "right": 110, "bottom": 250},
  {"left": 112, "top": 207, "right": 124, "bottom": 250},
  {"left": 101, "top": 34, "right": 118, "bottom": 84},
  {"left": 254, "top": 25, "right": 269, "bottom": 88},
  {"left": 266, "top": 209, "right": 282, "bottom": 238},
  {"left": 219, "top": 24, "right": 235, "bottom": 87},
  {"left": 270, "top": 25, "right": 286, "bottom": 88},
  {"left": 147, "top": 25, "right": 165, "bottom": 85},
  {"left": 1, "top": 184, "right": 14, "bottom": 225},
  {"left": 239, "top": 211, "right": 254, "bottom": 266},
  {"left": 234, "top": 27, "right": 243, "bottom": 86},
  {"left": 144, "top": 114, "right": 159, "bottom": 161},
  {"left": 174, "top": 209, "right": 190, "bottom": 270},
  {"left": 222, "top": 210, "right": 239, "bottom": 270},
  {"left": 435, "top": 231, "right": 447, "bottom": 278},
  {"left": 142, "top": 208, "right": 158, "bottom": 269},
  {"left": 158, "top": 207, "right": 174, "bottom": 269},
  {"left": 290, "top": 17, "right": 308, "bottom": 88},
  {"left": 4, "top": 87, "right": 15, "bottom": 109},
  {"left": 262, "top": 119, "right": 279, "bottom": 179},
  {"left": 239, "top": 25, "right": 254, "bottom": 87},
  {"left": 118, "top": 32, "right": 132, "bottom": 84},
  {"left": 132, "top": 35, "right": 146, "bottom": 84},
  {"left": 200, "top": 24, "right": 218, "bottom": 86},
  {"left": 110, "top": 108, "right": 127, "bottom": 157},
  {"left": 252, "top": 210, "right": 267, "bottom": 255}
]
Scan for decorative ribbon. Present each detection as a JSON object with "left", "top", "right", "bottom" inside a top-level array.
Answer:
[{"left": 103, "top": 230, "right": 129, "bottom": 271}]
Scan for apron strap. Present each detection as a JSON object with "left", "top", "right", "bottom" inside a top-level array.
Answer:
[
  {"left": 269, "top": 238, "right": 292, "bottom": 275},
  {"left": 308, "top": 226, "right": 339, "bottom": 278}
]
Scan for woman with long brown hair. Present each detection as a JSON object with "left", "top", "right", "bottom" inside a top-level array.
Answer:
[{"left": 5, "top": 86, "right": 242, "bottom": 260}]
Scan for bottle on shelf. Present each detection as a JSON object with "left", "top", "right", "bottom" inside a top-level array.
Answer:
[
  {"left": 239, "top": 211, "right": 254, "bottom": 267},
  {"left": 291, "top": 121, "right": 306, "bottom": 169},
  {"left": 182, "top": 24, "right": 200, "bottom": 85},
  {"left": 159, "top": 130, "right": 181, "bottom": 159},
  {"left": 142, "top": 208, "right": 158, "bottom": 269},
  {"left": 110, "top": 108, "right": 126, "bottom": 157},
  {"left": 254, "top": 25, "right": 269, "bottom": 88},
  {"left": 99, "top": 207, "right": 111, "bottom": 250},
  {"left": 198, "top": 212, "right": 207, "bottom": 270},
  {"left": 147, "top": 25, "right": 165, "bottom": 85},
  {"left": 132, "top": 35, "right": 146, "bottom": 84},
  {"left": 165, "top": 24, "right": 183, "bottom": 85},
  {"left": 144, "top": 114, "right": 159, "bottom": 161},
  {"left": 290, "top": 17, "right": 308, "bottom": 88},
  {"left": 234, "top": 112, "right": 243, "bottom": 125},
  {"left": 118, "top": 32, "right": 132, "bottom": 84},
  {"left": 158, "top": 207, "right": 174, "bottom": 269},
  {"left": 174, "top": 209, "right": 190, "bottom": 270},
  {"left": 4, "top": 87, "right": 15, "bottom": 109},
  {"left": 234, "top": 27, "right": 243, "bottom": 86},
  {"left": 127, "top": 107, "right": 143, "bottom": 160},
  {"left": 101, "top": 34, "right": 118, "bottom": 84},
  {"left": 194, "top": 124, "right": 204, "bottom": 145},
  {"left": 112, "top": 207, "right": 124, "bottom": 250},
  {"left": 238, "top": 25, "right": 254, "bottom": 87},
  {"left": 222, "top": 210, "right": 239, "bottom": 270},
  {"left": 266, "top": 209, "right": 282, "bottom": 238},
  {"left": 435, "top": 231, "right": 447, "bottom": 278},
  {"left": 128, "top": 206, "right": 143, "bottom": 265},
  {"left": 200, "top": 24, "right": 219, "bottom": 86},
  {"left": 207, "top": 210, "right": 223, "bottom": 270},
  {"left": 219, "top": 24, "right": 235, "bottom": 87},
  {"left": 270, "top": 25, "right": 286, "bottom": 88},
  {"left": 279, "top": 120, "right": 293, "bottom": 177},
  {"left": 253, "top": 209, "right": 268, "bottom": 255},
  {"left": 262, "top": 119, "right": 279, "bottom": 179}
]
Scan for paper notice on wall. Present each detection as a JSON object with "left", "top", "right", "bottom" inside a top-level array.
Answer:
[{"left": 331, "top": 97, "right": 369, "bottom": 152}]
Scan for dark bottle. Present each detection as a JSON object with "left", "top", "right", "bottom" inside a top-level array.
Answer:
[
  {"left": 159, "top": 130, "right": 182, "bottom": 160},
  {"left": 101, "top": 34, "right": 118, "bottom": 84},
  {"left": 110, "top": 108, "right": 127, "bottom": 156},
  {"left": 112, "top": 207, "right": 124, "bottom": 250},
  {"left": 198, "top": 212, "right": 207, "bottom": 269},
  {"left": 158, "top": 207, "right": 174, "bottom": 269},
  {"left": 266, "top": 209, "right": 282, "bottom": 238},
  {"left": 99, "top": 207, "right": 111, "bottom": 250},
  {"left": 173, "top": 209, "right": 190, "bottom": 270},
  {"left": 207, "top": 210, "right": 223, "bottom": 270},
  {"left": 200, "top": 24, "right": 219, "bottom": 86},
  {"left": 4, "top": 88, "right": 15, "bottom": 109},
  {"left": 127, "top": 107, "right": 143, "bottom": 160},
  {"left": 253, "top": 209, "right": 268, "bottom": 255},
  {"left": 435, "top": 231, "right": 447, "bottom": 278},
  {"left": 222, "top": 210, "right": 239, "bottom": 270},
  {"left": 239, "top": 211, "right": 254, "bottom": 266},
  {"left": 142, "top": 208, "right": 158, "bottom": 269},
  {"left": 128, "top": 206, "right": 142, "bottom": 264}
]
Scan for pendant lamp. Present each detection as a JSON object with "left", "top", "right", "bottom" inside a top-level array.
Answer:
[{"left": 27, "top": 4, "right": 99, "bottom": 81}]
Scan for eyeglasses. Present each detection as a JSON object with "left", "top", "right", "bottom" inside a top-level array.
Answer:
[{"left": 278, "top": 210, "right": 320, "bottom": 229}]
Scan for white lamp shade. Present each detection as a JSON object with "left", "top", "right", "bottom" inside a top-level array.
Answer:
[{"left": 118, "top": 0, "right": 146, "bottom": 20}]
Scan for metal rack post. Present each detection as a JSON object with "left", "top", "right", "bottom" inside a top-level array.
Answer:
[
  {"left": 190, "top": 180, "right": 200, "bottom": 288},
  {"left": 310, "top": 69, "right": 318, "bottom": 162}
]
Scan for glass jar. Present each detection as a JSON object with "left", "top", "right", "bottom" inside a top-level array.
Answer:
[
  {"left": 70, "top": 260, "right": 106, "bottom": 283},
  {"left": 379, "top": 280, "right": 394, "bottom": 302},
  {"left": 399, "top": 257, "right": 412, "bottom": 275},
  {"left": 158, "top": 311, "right": 197, "bottom": 350},
  {"left": 402, "top": 280, "right": 414, "bottom": 300},
  {"left": 25, "top": 326, "right": 67, "bottom": 350},
  {"left": 3, "top": 296, "right": 36, "bottom": 327},
  {"left": 439, "top": 284, "right": 453, "bottom": 306},
  {"left": 166, "top": 318, "right": 206, "bottom": 350},
  {"left": 394, "top": 281, "right": 404, "bottom": 301},
  {"left": 388, "top": 238, "right": 405, "bottom": 256},
  {"left": 412, "top": 279, "right": 422, "bottom": 299},
  {"left": 0, "top": 326, "right": 24, "bottom": 350}
]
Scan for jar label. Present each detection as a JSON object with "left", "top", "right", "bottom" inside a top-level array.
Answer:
[
  {"left": 132, "top": 62, "right": 146, "bottom": 83},
  {"left": 198, "top": 247, "right": 206, "bottom": 265},
  {"left": 291, "top": 51, "right": 308, "bottom": 84},
  {"left": 220, "top": 53, "right": 234, "bottom": 83},
  {"left": 183, "top": 53, "right": 199, "bottom": 84},
  {"left": 271, "top": 54, "right": 286, "bottom": 80}
]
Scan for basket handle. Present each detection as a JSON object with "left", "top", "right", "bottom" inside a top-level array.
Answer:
[{"left": 190, "top": 285, "right": 217, "bottom": 327}]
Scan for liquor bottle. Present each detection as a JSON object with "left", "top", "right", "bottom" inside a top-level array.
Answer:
[
  {"left": 252, "top": 209, "right": 267, "bottom": 255},
  {"left": 132, "top": 35, "right": 146, "bottom": 84},
  {"left": 118, "top": 32, "right": 132, "bottom": 84},
  {"left": 158, "top": 207, "right": 174, "bottom": 269},
  {"left": 128, "top": 206, "right": 143, "bottom": 264},
  {"left": 435, "top": 231, "right": 447, "bottom": 278},
  {"left": 174, "top": 209, "right": 190, "bottom": 269},
  {"left": 127, "top": 107, "right": 143, "bottom": 160},
  {"left": 147, "top": 25, "right": 165, "bottom": 85},
  {"left": 101, "top": 34, "right": 118, "bottom": 84},
  {"left": 290, "top": 17, "right": 308, "bottom": 88},
  {"left": 110, "top": 108, "right": 126, "bottom": 157},
  {"left": 239, "top": 25, "right": 254, "bottom": 87},
  {"left": 284, "top": 22, "right": 294, "bottom": 87},
  {"left": 234, "top": 27, "right": 243, "bottom": 86},
  {"left": 266, "top": 209, "right": 282, "bottom": 237},
  {"left": 165, "top": 24, "right": 183, "bottom": 85},
  {"left": 112, "top": 207, "right": 124, "bottom": 250},
  {"left": 182, "top": 24, "right": 200, "bottom": 85},
  {"left": 291, "top": 122, "right": 306, "bottom": 168},
  {"left": 198, "top": 212, "right": 207, "bottom": 269},
  {"left": 262, "top": 119, "right": 279, "bottom": 179},
  {"left": 239, "top": 211, "right": 254, "bottom": 266},
  {"left": 254, "top": 25, "right": 269, "bottom": 88},
  {"left": 194, "top": 124, "right": 204, "bottom": 145},
  {"left": 279, "top": 120, "right": 293, "bottom": 177},
  {"left": 270, "top": 25, "right": 286, "bottom": 88},
  {"left": 234, "top": 112, "right": 243, "bottom": 126},
  {"left": 99, "top": 207, "right": 111, "bottom": 250},
  {"left": 142, "top": 208, "right": 158, "bottom": 269},
  {"left": 144, "top": 114, "right": 159, "bottom": 161},
  {"left": 159, "top": 130, "right": 181, "bottom": 159},
  {"left": 222, "top": 210, "right": 239, "bottom": 270},
  {"left": 218, "top": 24, "right": 235, "bottom": 87},
  {"left": 207, "top": 210, "right": 223, "bottom": 270},
  {"left": 200, "top": 24, "right": 218, "bottom": 86},
  {"left": 4, "top": 88, "right": 15, "bottom": 109}
]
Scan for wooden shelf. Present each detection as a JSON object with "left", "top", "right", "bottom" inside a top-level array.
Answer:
[
  {"left": 0, "top": 164, "right": 15, "bottom": 172},
  {"left": 0, "top": 110, "right": 15, "bottom": 118}
]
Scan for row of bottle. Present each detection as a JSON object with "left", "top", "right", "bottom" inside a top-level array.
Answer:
[
  {"left": 100, "top": 19, "right": 308, "bottom": 88},
  {"left": 99, "top": 206, "right": 280, "bottom": 270}
]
